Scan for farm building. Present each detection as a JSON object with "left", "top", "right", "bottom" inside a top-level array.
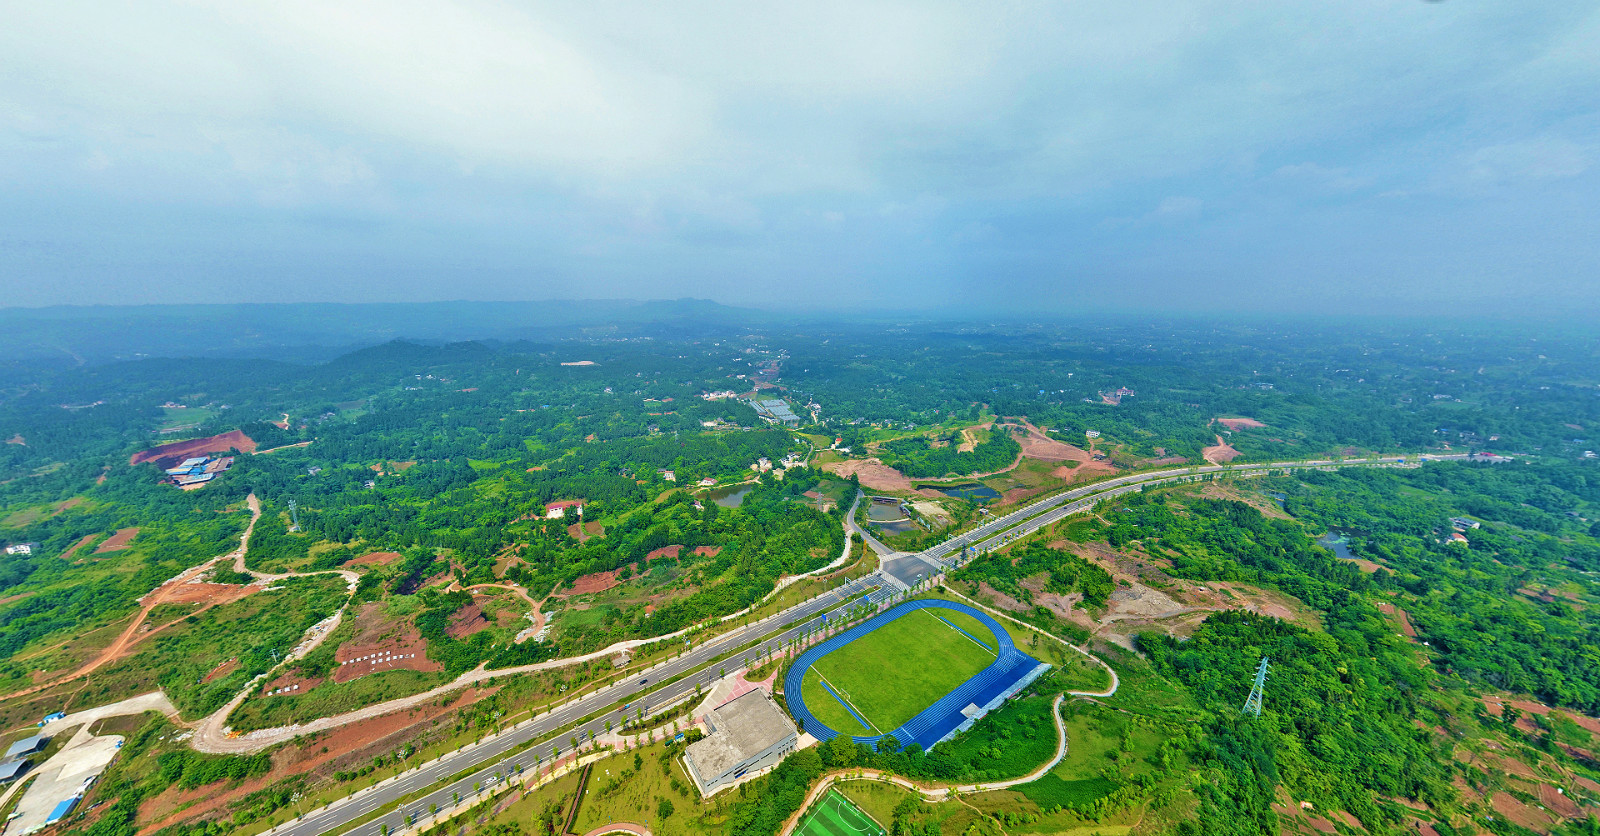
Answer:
[
  {"left": 544, "top": 499, "right": 585, "bottom": 519},
  {"left": 0, "top": 758, "right": 30, "bottom": 783},
  {"left": 5, "top": 735, "right": 47, "bottom": 759},
  {"left": 750, "top": 398, "right": 801, "bottom": 427}
]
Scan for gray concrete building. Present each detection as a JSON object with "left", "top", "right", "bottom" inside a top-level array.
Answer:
[{"left": 683, "top": 690, "right": 798, "bottom": 796}]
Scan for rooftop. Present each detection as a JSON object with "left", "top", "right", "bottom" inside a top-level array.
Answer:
[
  {"left": 686, "top": 691, "right": 797, "bottom": 781},
  {"left": 0, "top": 759, "right": 29, "bottom": 782},
  {"left": 4, "top": 735, "right": 47, "bottom": 759}
]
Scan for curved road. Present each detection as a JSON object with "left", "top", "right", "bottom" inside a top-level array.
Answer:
[{"left": 266, "top": 452, "right": 1452, "bottom": 836}]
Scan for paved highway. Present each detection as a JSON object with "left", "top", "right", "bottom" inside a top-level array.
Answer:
[
  {"left": 273, "top": 452, "right": 1459, "bottom": 836},
  {"left": 920, "top": 454, "right": 1457, "bottom": 569},
  {"left": 270, "top": 576, "right": 890, "bottom": 836}
]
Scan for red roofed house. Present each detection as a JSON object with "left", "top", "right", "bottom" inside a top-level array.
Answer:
[{"left": 545, "top": 500, "right": 585, "bottom": 519}]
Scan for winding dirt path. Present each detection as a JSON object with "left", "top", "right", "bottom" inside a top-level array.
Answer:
[{"left": 3, "top": 497, "right": 267, "bottom": 701}]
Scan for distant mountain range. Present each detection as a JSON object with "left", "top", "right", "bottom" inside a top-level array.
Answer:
[{"left": 0, "top": 299, "right": 766, "bottom": 365}]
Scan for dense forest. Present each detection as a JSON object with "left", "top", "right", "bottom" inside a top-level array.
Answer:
[
  {"left": 879, "top": 427, "right": 1020, "bottom": 477},
  {"left": 4, "top": 316, "right": 1600, "bottom": 836}
]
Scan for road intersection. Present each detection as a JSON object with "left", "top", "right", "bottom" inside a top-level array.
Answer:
[{"left": 270, "top": 452, "right": 1452, "bottom": 836}]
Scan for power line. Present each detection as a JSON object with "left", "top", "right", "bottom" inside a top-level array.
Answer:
[{"left": 1242, "top": 656, "right": 1269, "bottom": 717}]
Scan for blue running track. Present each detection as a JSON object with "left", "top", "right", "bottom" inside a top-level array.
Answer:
[{"left": 784, "top": 599, "right": 1044, "bottom": 751}]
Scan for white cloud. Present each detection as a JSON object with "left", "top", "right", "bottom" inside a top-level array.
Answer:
[
  {"left": 1155, "top": 196, "right": 1203, "bottom": 218},
  {"left": 0, "top": 1, "right": 1597, "bottom": 309},
  {"left": 1463, "top": 137, "right": 1591, "bottom": 184}
]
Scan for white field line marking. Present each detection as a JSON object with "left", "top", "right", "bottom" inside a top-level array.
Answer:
[
  {"left": 828, "top": 791, "right": 882, "bottom": 836},
  {"left": 813, "top": 667, "right": 883, "bottom": 734},
  {"left": 924, "top": 609, "right": 996, "bottom": 657}
]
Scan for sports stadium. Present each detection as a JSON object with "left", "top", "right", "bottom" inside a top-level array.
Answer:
[{"left": 784, "top": 599, "right": 1048, "bottom": 751}]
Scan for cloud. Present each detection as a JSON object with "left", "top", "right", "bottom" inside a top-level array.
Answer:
[
  {"left": 0, "top": 2, "right": 1597, "bottom": 313},
  {"left": 1462, "top": 137, "right": 1591, "bottom": 184},
  {"left": 1272, "top": 163, "right": 1371, "bottom": 194}
]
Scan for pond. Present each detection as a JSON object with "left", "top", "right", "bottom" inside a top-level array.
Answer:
[
  {"left": 871, "top": 520, "right": 919, "bottom": 535},
  {"left": 708, "top": 484, "right": 753, "bottom": 508},
  {"left": 938, "top": 483, "right": 1001, "bottom": 502},
  {"left": 1316, "top": 531, "right": 1357, "bottom": 561},
  {"left": 866, "top": 501, "right": 908, "bottom": 522}
]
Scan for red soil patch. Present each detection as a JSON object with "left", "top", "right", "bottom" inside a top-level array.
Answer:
[
  {"left": 348, "top": 550, "right": 403, "bottom": 567},
  {"left": 1000, "top": 419, "right": 1113, "bottom": 481},
  {"left": 563, "top": 566, "right": 632, "bottom": 597},
  {"left": 646, "top": 545, "right": 684, "bottom": 561},
  {"left": 332, "top": 613, "right": 439, "bottom": 684},
  {"left": 823, "top": 458, "right": 916, "bottom": 492},
  {"left": 260, "top": 670, "right": 324, "bottom": 698},
  {"left": 201, "top": 658, "right": 239, "bottom": 684},
  {"left": 1483, "top": 695, "right": 1600, "bottom": 738},
  {"left": 1140, "top": 456, "right": 1189, "bottom": 467},
  {"left": 1559, "top": 742, "right": 1598, "bottom": 763},
  {"left": 693, "top": 545, "right": 721, "bottom": 558},
  {"left": 62, "top": 533, "right": 98, "bottom": 561},
  {"left": 1490, "top": 791, "right": 1553, "bottom": 830},
  {"left": 1540, "top": 784, "right": 1583, "bottom": 818},
  {"left": 5, "top": 434, "right": 23, "bottom": 445},
  {"left": 446, "top": 603, "right": 493, "bottom": 639},
  {"left": 1393, "top": 606, "right": 1418, "bottom": 638},
  {"left": 1215, "top": 417, "right": 1267, "bottom": 430},
  {"left": 129, "top": 430, "right": 256, "bottom": 466},
  {"left": 162, "top": 581, "right": 256, "bottom": 606},
  {"left": 138, "top": 686, "right": 495, "bottom": 835},
  {"left": 568, "top": 521, "right": 605, "bottom": 542},
  {"left": 1375, "top": 601, "right": 1418, "bottom": 639},
  {"left": 93, "top": 527, "right": 139, "bottom": 553},
  {"left": 1202, "top": 434, "right": 1242, "bottom": 464},
  {"left": 1002, "top": 486, "right": 1047, "bottom": 505},
  {"left": 1494, "top": 698, "right": 1600, "bottom": 737}
]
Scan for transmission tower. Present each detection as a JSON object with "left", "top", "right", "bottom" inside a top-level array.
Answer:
[
  {"left": 287, "top": 498, "right": 301, "bottom": 533},
  {"left": 1241, "top": 656, "right": 1270, "bottom": 717}
]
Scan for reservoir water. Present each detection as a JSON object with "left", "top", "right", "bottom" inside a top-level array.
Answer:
[
  {"left": 939, "top": 483, "right": 1001, "bottom": 502},
  {"left": 708, "top": 484, "right": 753, "bottom": 508}
]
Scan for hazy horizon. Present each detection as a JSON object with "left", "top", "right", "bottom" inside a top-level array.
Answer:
[{"left": 3, "top": 3, "right": 1598, "bottom": 316}]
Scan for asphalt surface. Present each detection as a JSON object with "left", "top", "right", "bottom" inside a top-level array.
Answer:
[
  {"left": 269, "top": 575, "right": 889, "bottom": 836},
  {"left": 273, "top": 452, "right": 1458, "bottom": 836}
]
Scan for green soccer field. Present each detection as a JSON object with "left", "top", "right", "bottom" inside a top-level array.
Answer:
[
  {"left": 801, "top": 666, "right": 875, "bottom": 736},
  {"left": 794, "top": 788, "right": 888, "bottom": 836},
  {"left": 810, "top": 607, "right": 997, "bottom": 733}
]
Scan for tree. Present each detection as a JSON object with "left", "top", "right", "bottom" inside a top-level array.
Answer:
[{"left": 657, "top": 798, "right": 675, "bottom": 820}]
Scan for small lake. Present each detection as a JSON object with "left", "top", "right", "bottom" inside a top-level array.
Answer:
[
  {"left": 872, "top": 520, "right": 919, "bottom": 535},
  {"left": 938, "top": 483, "right": 1001, "bottom": 502},
  {"left": 866, "top": 502, "right": 908, "bottom": 522},
  {"left": 708, "top": 484, "right": 753, "bottom": 508},
  {"left": 1317, "top": 531, "right": 1357, "bottom": 561}
]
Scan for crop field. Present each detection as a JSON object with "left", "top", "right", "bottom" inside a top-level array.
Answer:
[{"left": 808, "top": 607, "right": 996, "bottom": 733}]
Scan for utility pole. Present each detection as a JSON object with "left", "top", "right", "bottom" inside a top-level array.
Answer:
[
  {"left": 288, "top": 498, "right": 301, "bottom": 533},
  {"left": 1241, "top": 657, "right": 1269, "bottom": 717}
]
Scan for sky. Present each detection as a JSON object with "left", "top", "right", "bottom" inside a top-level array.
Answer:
[{"left": 1, "top": 1, "right": 1597, "bottom": 315}]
